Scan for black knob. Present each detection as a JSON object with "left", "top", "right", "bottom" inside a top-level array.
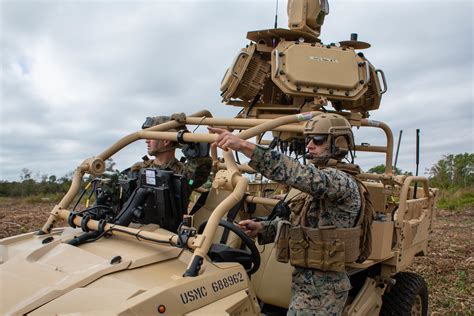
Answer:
[{"left": 351, "top": 33, "right": 358, "bottom": 41}]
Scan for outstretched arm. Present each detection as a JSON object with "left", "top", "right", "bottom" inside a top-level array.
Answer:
[
  {"left": 208, "top": 127, "right": 256, "bottom": 158},
  {"left": 208, "top": 126, "right": 330, "bottom": 197}
]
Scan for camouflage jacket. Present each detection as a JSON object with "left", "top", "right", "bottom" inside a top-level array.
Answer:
[
  {"left": 130, "top": 156, "right": 212, "bottom": 190},
  {"left": 248, "top": 146, "right": 360, "bottom": 311},
  {"left": 248, "top": 146, "right": 361, "bottom": 240}
]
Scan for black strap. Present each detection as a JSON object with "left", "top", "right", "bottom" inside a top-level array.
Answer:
[
  {"left": 81, "top": 214, "right": 91, "bottom": 232},
  {"left": 352, "top": 178, "right": 368, "bottom": 227},
  {"left": 189, "top": 191, "right": 210, "bottom": 215},
  {"left": 68, "top": 212, "right": 77, "bottom": 228},
  {"left": 97, "top": 219, "right": 107, "bottom": 234},
  {"left": 176, "top": 129, "right": 189, "bottom": 144},
  {"left": 220, "top": 194, "right": 247, "bottom": 244}
]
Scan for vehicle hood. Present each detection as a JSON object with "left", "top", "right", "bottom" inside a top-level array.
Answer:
[{"left": 0, "top": 228, "right": 182, "bottom": 315}]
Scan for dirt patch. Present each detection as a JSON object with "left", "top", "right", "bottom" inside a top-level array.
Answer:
[
  {"left": 0, "top": 199, "right": 66, "bottom": 238},
  {"left": 408, "top": 207, "right": 473, "bottom": 315},
  {"left": 1, "top": 199, "right": 472, "bottom": 314}
]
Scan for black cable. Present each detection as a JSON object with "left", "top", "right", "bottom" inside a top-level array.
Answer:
[
  {"left": 72, "top": 179, "right": 100, "bottom": 212},
  {"left": 298, "top": 100, "right": 310, "bottom": 112},
  {"left": 82, "top": 230, "right": 108, "bottom": 244},
  {"left": 108, "top": 226, "right": 173, "bottom": 244},
  {"left": 87, "top": 181, "right": 96, "bottom": 201},
  {"left": 74, "top": 204, "right": 115, "bottom": 215},
  {"left": 192, "top": 116, "right": 207, "bottom": 133},
  {"left": 72, "top": 186, "right": 88, "bottom": 212},
  {"left": 245, "top": 94, "right": 261, "bottom": 117},
  {"left": 235, "top": 130, "right": 242, "bottom": 164}
]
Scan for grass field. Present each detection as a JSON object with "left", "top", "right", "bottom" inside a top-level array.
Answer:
[{"left": 0, "top": 196, "right": 472, "bottom": 314}]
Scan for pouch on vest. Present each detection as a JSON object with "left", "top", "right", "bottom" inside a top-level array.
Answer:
[
  {"left": 275, "top": 220, "right": 291, "bottom": 263},
  {"left": 306, "top": 227, "right": 346, "bottom": 272},
  {"left": 288, "top": 226, "right": 308, "bottom": 267},
  {"left": 285, "top": 226, "right": 346, "bottom": 272}
]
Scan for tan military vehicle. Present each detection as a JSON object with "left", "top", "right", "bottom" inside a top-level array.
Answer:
[{"left": 0, "top": 1, "right": 436, "bottom": 315}]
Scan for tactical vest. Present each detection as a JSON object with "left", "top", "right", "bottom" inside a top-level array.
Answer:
[{"left": 275, "top": 164, "right": 373, "bottom": 272}]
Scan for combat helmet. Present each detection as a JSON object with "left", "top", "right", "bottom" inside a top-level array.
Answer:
[
  {"left": 142, "top": 116, "right": 180, "bottom": 131},
  {"left": 304, "top": 113, "right": 355, "bottom": 164},
  {"left": 141, "top": 114, "right": 187, "bottom": 154}
]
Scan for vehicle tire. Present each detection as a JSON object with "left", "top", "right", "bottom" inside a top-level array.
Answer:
[{"left": 380, "top": 272, "right": 428, "bottom": 316}]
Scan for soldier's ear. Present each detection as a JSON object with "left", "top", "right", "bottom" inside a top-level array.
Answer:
[
  {"left": 334, "top": 136, "right": 349, "bottom": 158},
  {"left": 163, "top": 139, "right": 176, "bottom": 149}
]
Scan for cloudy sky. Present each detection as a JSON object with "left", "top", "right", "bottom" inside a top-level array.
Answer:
[{"left": 1, "top": 0, "right": 472, "bottom": 181}]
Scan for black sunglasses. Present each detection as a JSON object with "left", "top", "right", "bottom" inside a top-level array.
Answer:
[{"left": 306, "top": 135, "right": 328, "bottom": 146}]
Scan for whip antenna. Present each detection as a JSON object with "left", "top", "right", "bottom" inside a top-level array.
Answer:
[
  {"left": 394, "top": 130, "right": 403, "bottom": 174},
  {"left": 274, "top": 0, "right": 279, "bottom": 28},
  {"left": 413, "top": 129, "right": 420, "bottom": 198}
]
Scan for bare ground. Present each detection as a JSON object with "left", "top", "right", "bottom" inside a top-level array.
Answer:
[
  {"left": 408, "top": 207, "right": 473, "bottom": 315},
  {"left": 0, "top": 199, "right": 472, "bottom": 314}
]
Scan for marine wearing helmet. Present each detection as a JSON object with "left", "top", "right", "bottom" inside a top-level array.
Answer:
[
  {"left": 131, "top": 113, "right": 212, "bottom": 190},
  {"left": 303, "top": 113, "right": 355, "bottom": 165},
  {"left": 208, "top": 113, "right": 362, "bottom": 315}
]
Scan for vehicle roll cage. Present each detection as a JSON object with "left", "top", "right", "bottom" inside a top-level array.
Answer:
[{"left": 38, "top": 109, "right": 426, "bottom": 277}]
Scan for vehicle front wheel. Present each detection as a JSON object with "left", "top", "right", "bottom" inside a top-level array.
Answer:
[{"left": 380, "top": 272, "right": 428, "bottom": 316}]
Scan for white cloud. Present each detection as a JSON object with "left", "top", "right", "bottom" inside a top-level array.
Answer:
[{"left": 0, "top": 0, "right": 473, "bottom": 181}]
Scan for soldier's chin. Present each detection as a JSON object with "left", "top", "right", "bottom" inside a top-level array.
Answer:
[{"left": 147, "top": 150, "right": 156, "bottom": 156}]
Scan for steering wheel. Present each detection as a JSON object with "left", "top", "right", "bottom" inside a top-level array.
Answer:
[{"left": 198, "top": 219, "right": 260, "bottom": 275}]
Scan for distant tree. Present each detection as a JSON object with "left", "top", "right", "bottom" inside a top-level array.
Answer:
[
  {"left": 1, "top": 169, "right": 75, "bottom": 197},
  {"left": 105, "top": 158, "right": 118, "bottom": 172},
  {"left": 429, "top": 153, "right": 473, "bottom": 188},
  {"left": 39, "top": 174, "right": 48, "bottom": 183},
  {"left": 20, "top": 168, "right": 32, "bottom": 181},
  {"left": 367, "top": 164, "right": 412, "bottom": 175},
  {"left": 48, "top": 175, "right": 57, "bottom": 183}
]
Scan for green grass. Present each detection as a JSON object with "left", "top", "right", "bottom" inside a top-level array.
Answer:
[
  {"left": 0, "top": 196, "right": 15, "bottom": 203},
  {"left": 436, "top": 187, "right": 474, "bottom": 211},
  {"left": 0, "top": 193, "right": 65, "bottom": 204},
  {"left": 455, "top": 270, "right": 468, "bottom": 294},
  {"left": 24, "top": 193, "right": 65, "bottom": 204}
]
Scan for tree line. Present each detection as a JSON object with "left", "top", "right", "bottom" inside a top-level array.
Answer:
[
  {"left": 0, "top": 159, "right": 117, "bottom": 198},
  {"left": 0, "top": 153, "right": 472, "bottom": 198},
  {"left": 0, "top": 168, "right": 73, "bottom": 197}
]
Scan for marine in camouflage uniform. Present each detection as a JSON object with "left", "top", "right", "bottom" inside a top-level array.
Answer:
[
  {"left": 128, "top": 155, "right": 211, "bottom": 191},
  {"left": 101, "top": 114, "right": 212, "bottom": 208},
  {"left": 209, "top": 113, "right": 361, "bottom": 316},
  {"left": 250, "top": 146, "right": 360, "bottom": 315},
  {"left": 127, "top": 113, "right": 212, "bottom": 192}
]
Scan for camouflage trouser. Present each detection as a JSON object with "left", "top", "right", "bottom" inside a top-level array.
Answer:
[{"left": 287, "top": 267, "right": 351, "bottom": 316}]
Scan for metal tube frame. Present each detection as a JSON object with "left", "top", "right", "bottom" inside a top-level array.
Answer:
[
  {"left": 39, "top": 111, "right": 317, "bottom": 276},
  {"left": 39, "top": 110, "right": 404, "bottom": 279}
]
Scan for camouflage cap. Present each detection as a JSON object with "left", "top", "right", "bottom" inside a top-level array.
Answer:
[{"left": 142, "top": 116, "right": 179, "bottom": 131}]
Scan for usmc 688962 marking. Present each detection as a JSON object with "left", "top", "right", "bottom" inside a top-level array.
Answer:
[{"left": 211, "top": 272, "right": 244, "bottom": 293}]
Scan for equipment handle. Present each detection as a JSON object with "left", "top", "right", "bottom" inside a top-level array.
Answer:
[
  {"left": 363, "top": 61, "right": 371, "bottom": 85},
  {"left": 231, "top": 51, "right": 250, "bottom": 78},
  {"left": 376, "top": 69, "right": 388, "bottom": 94},
  {"left": 274, "top": 49, "right": 280, "bottom": 77}
]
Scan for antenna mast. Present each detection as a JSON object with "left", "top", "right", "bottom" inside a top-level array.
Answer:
[
  {"left": 394, "top": 130, "right": 403, "bottom": 174},
  {"left": 274, "top": 0, "right": 279, "bottom": 28},
  {"left": 413, "top": 129, "right": 420, "bottom": 198}
]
